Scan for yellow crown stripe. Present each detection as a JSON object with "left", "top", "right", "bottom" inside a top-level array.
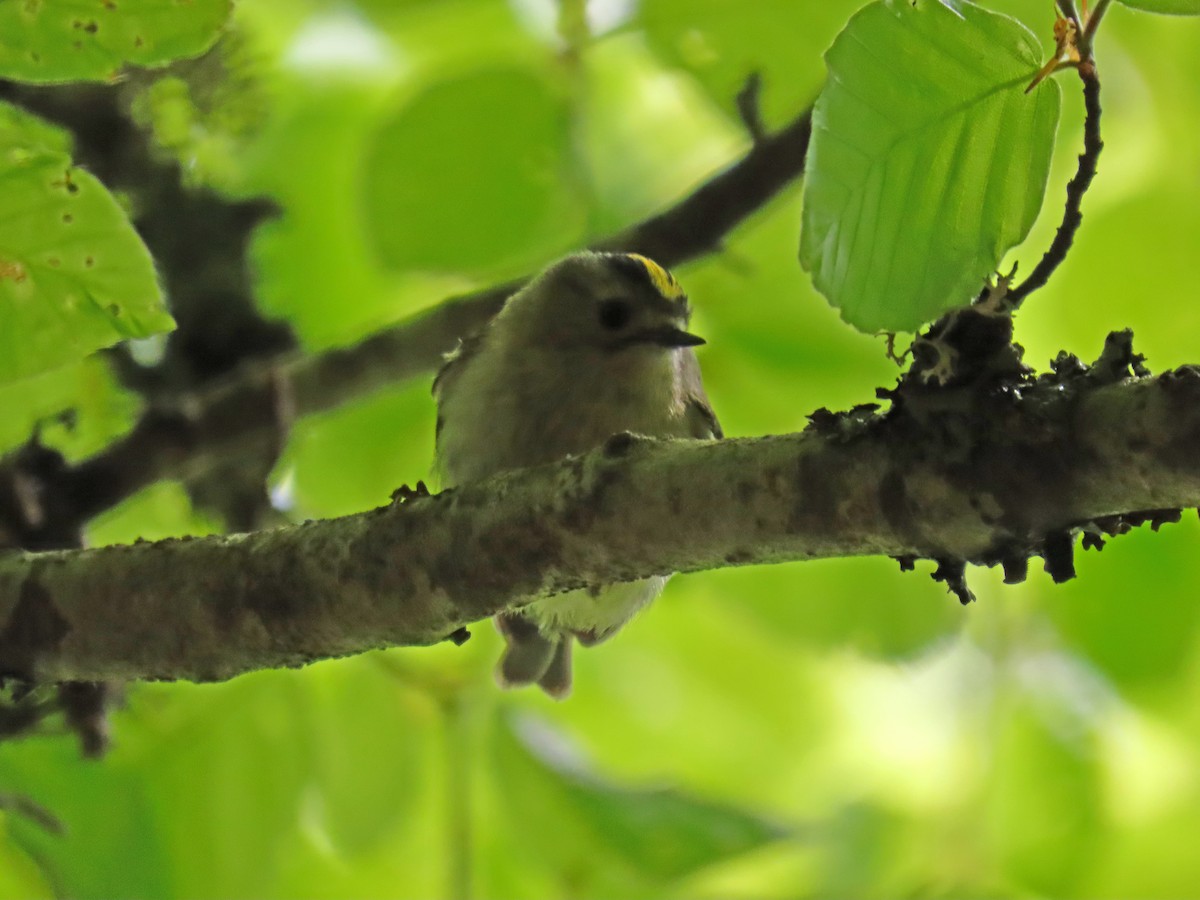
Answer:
[{"left": 627, "top": 253, "right": 684, "bottom": 300}]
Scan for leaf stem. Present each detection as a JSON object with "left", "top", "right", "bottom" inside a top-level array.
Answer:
[
  {"left": 1079, "top": 0, "right": 1114, "bottom": 59},
  {"left": 1007, "top": 63, "right": 1103, "bottom": 307},
  {"left": 1054, "top": 0, "right": 1084, "bottom": 32}
]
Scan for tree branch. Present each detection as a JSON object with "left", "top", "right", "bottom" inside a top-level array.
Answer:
[{"left": 3, "top": 358, "right": 1197, "bottom": 684}]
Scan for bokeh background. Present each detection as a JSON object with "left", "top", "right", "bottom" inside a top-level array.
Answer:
[{"left": 3, "top": 1, "right": 1200, "bottom": 896}]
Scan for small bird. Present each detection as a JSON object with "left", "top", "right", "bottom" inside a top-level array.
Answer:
[{"left": 433, "top": 251, "right": 721, "bottom": 698}]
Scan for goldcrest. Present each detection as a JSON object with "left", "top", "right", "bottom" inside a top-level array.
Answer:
[{"left": 433, "top": 252, "right": 721, "bottom": 698}]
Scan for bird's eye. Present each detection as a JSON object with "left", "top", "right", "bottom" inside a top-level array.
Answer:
[{"left": 597, "top": 299, "right": 632, "bottom": 330}]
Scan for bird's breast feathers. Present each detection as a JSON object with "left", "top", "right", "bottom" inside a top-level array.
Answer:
[{"left": 436, "top": 343, "right": 696, "bottom": 485}]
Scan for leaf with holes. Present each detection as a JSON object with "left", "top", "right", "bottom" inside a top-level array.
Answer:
[
  {"left": 0, "top": 102, "right": 173, "bottom": 385},
  {"left": 800, "top": 0, "right": 1061, "bottom": 333},
  {"left": 0, "top": 0, "right": 232, "bottom": 83}
]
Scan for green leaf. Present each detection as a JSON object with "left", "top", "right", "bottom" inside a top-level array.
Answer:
[
  {"left": 986, "top": 697, "right": 1103, "bottom": 894},
  {"left": 1, "top": 739, "right": 174, "bottom": 900},
  {"left": 495, "top": 714, "right": 786, "bottom": 884},
  {"left": 0, "top": 356, "right": 138, "bottom": 460},
  {"left": 1046, "top": 522, "right": 1200, "bottom": 691},
  {"left": 244, "top": 79, "right": 400, "bottom": 348},
  {"left": 361, "top": 66, "right": 584, "bottom": 276},
  {"left": 559, "top": 773, "right": 787, "bottom": 881},
  {"left": 0, "top": 102, "right": 173, "bottom": 384},
  {"left": 0, "top": 815, "right": 53, "bottom": 900},
  {"left": 1117, "top": 0, "right": 1200, "bottom": 13},
  {"left": 638, "top": 0, "right": 866, "bottom": 128},
  {"left": 799, "top": 0, "right": 1061, "bottom": 333},
  {"left": 0, "top": 0, "right": 232, "bottom": 83},
  {"left": 301, "top": 657, "right": 427, "bottom": 856}
]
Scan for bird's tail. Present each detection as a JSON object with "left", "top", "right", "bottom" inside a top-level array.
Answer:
[{"left": 494, "top": 612, "right": 572, "bottom": 699}]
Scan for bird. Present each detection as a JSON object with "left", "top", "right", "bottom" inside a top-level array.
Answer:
[{"left": 432, "top": 251, "right": 721, "bottom": 698}]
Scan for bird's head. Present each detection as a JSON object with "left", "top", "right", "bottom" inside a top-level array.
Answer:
[{"left": 496, "top": 252, "right": 704, "bottom": 353}]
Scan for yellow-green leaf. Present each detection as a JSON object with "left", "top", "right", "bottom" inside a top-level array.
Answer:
[
  {"left": 0, "top": 102, "right": 174, "bottom": 384},
  {"left": 0, "top": 0, "right": 232, "bottom": 83}
]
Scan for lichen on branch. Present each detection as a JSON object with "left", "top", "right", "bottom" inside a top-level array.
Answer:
[{"left": 1, "top": 338, "right": 1197, "bottom": 684}]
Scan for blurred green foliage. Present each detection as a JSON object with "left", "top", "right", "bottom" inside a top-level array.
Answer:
[
  {"left": 1118, "top": 0, "right": 1200, "bottom": 14},
  {"left": 2, "top": 1, "right": 1200, "bottom": 897}
]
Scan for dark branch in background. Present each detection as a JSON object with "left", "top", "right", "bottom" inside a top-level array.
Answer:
[
  {"left": 0, "top": 70, "right": 294, "bottom": 751},
  {"left": 52, "top": 103, "right": 815, "bottom": 520},
  {"left": 1008, "top": 62, "right": 1103, "bottom": 307}
]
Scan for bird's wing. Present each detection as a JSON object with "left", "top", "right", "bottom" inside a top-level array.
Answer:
[
  {"left": 680, "top": 349, "right": 723, "bottom": 440},
  {"left": 431, "top": 331, "right": 486, "bottom": 399},
  {"left": 686, "top": 395, "right": 723, "bottom": 440},
  {"left": 432, "top": 331, "right": 487, "bottom": 445}
]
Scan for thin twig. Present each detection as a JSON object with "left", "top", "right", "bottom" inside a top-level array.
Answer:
[
  {"left": 0, "top": 794, "right": 65, "bottom": 835},
  {"left": 1008, "top": 62, "right": 1103, "bottom": 307},
  {"left": 735, "top": 72, "right": 767, "bottom": 143},
  {"left": 1080, "top": 0, "right": 1113, "bottom": 58},
  {"left": 1054, "top": 0, "right": 1083, "bottom": 32}
]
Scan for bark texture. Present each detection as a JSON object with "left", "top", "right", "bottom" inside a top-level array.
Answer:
[{"left": 1, "top": 365, "right": 1196, "bottom": 683}]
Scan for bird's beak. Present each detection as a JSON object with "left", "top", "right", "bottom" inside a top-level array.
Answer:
[{"left": 633, "top": 326, "right": 706, "bottom": 348}]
